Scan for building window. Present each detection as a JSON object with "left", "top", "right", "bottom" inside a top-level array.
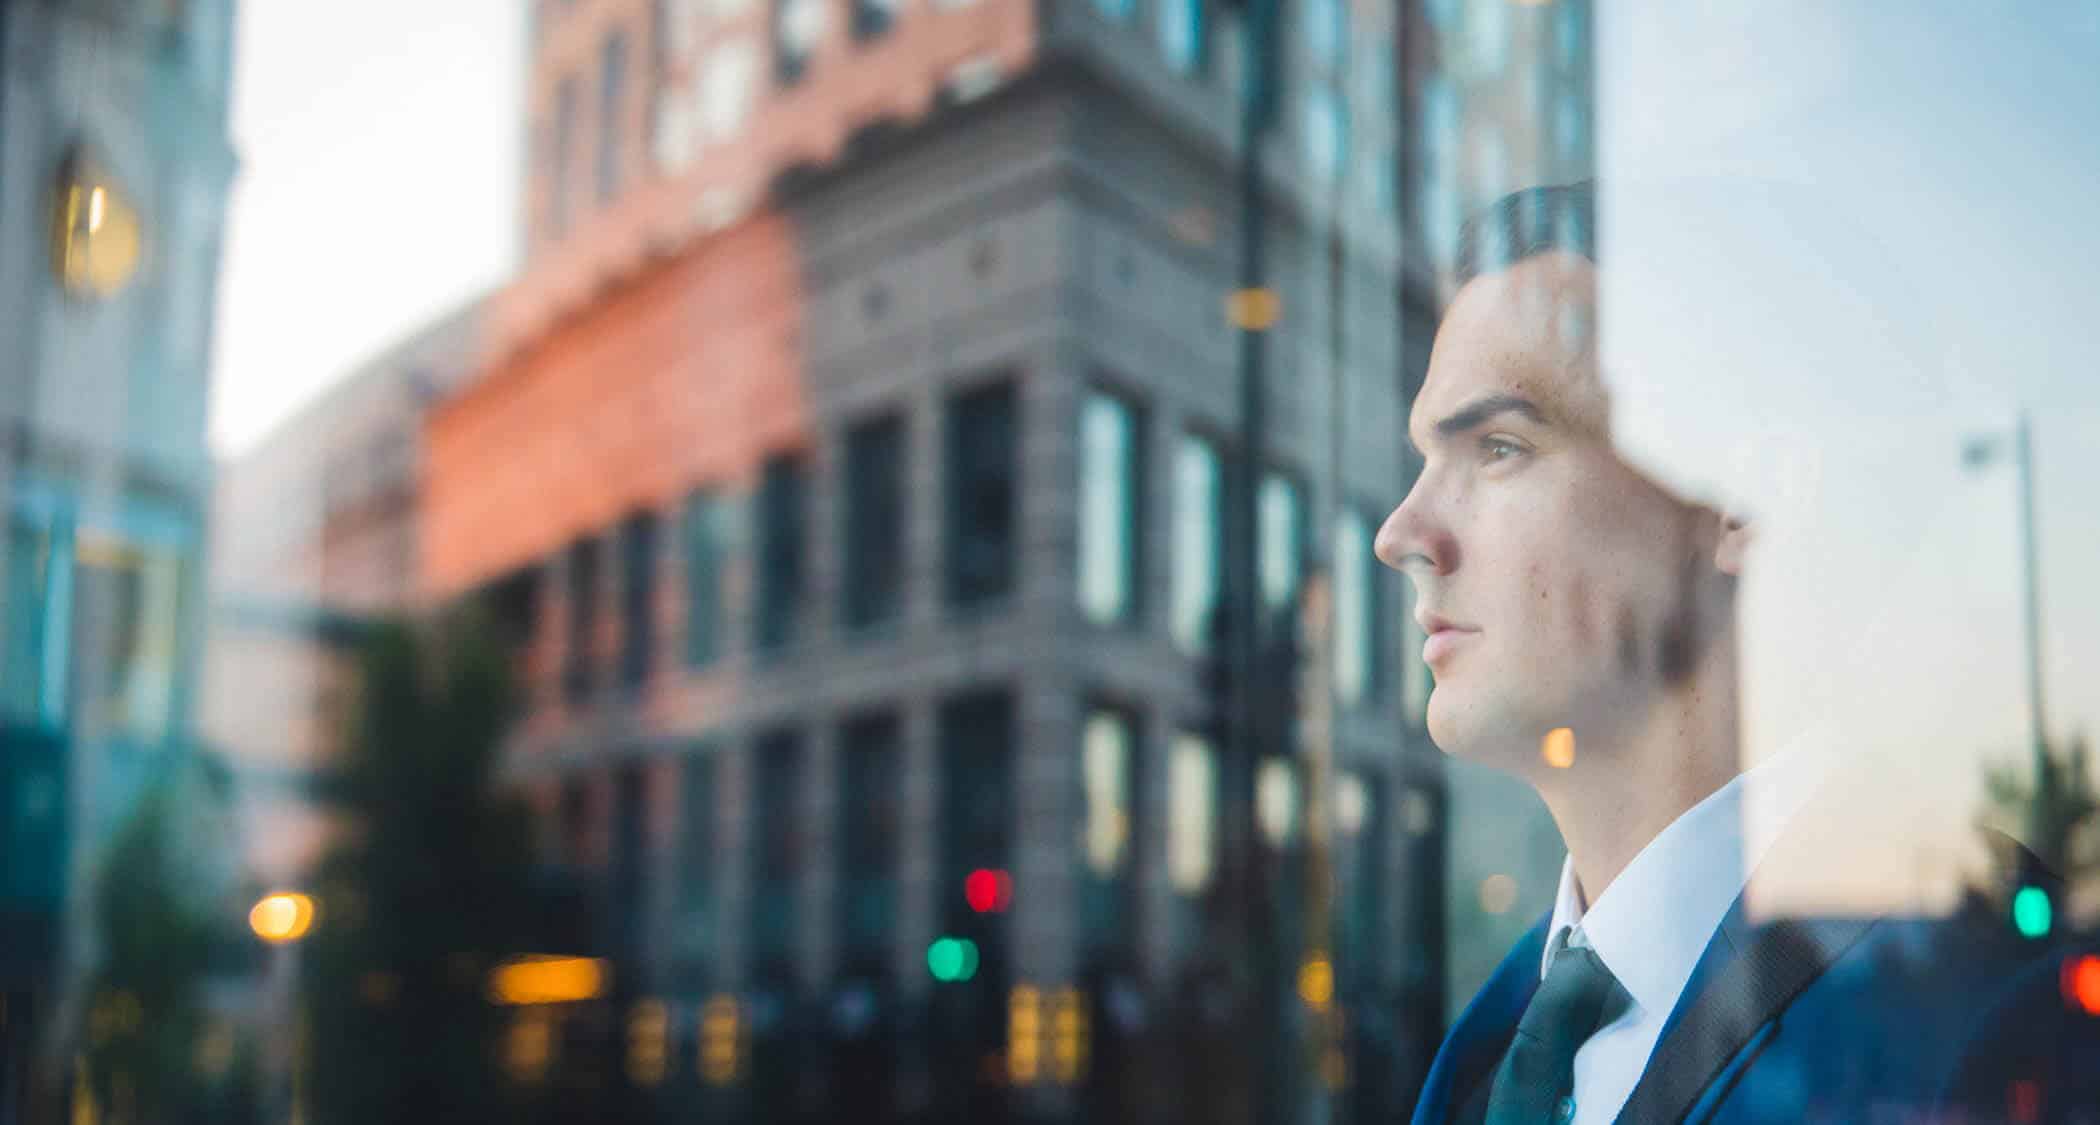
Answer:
[
  {"left": 1333, "top": 508, "right": 1383, "bottom": 706},
  {"left": 1079, "top": 707, "right": 1139, "bottom": 957},
  {"left": 563, "top": 535, "right": 601, "bottom": 704},
  {"left": 683, "top": 489, "right": 726, "bottom": 669},
  {"left": 838, "top": 712, "right": 903, "bottom": 974},
  {"left": 618, "top": 510, "right": 658, "bottom": 693},
  {"left": 1093, "top": 0, "right": 1134, "bottom": 21},
  {"left": 1170, "top": 434, "right": 1223, "bottom": 654},
  {"left": 749, "top": 730, "right": 804, "bottom": 978},
  {"left": 1302, "top": 87, "right": 1348, "bottom": 184},
  {"left": 842, "top": 412, "right": 906, "bottom": 630},
  {"left": 679, "top": 749, "right": 719, "bottom": 986},
  {"left": 755, "top": 454, "right": 806, "bottom": 653},
  {"left": 550, "top": 76, "right": 579, "bottom": 239},
  {"left": 1078, "top": 389, "right": 1142, "bottom": 626},
  {"left": 1337, "top": 771, "right": 1384, "bottom": 984},
  {"left": 701, "top": 40, "right": 760, "bottom": 142},
  {"left": 851, "top": 0, "right": 896, "bottom": 41},
  {"left": 4, "top": 519, "right": 54, "bottom": 723},
  {"left": 1258, "top": 472, "right": 1302, "bottom": 617},
  {"left": 1157, "top": 0, "right": 1206, "bottom": 74},
  {"left": 1167, "top": 730, "right": 1218, "bottom": 952},
  {"left": 945, "top": 380, "right": 1018, "bottom": 608},
  {"left": 598, "top": 31, "right": 629, "bottom": 204},
  {"left": 1301, "top": 0, "right": 1343, "bottom": 71},
  {"left": 774, "top": 0, "right": 825, "bottom": 85}
]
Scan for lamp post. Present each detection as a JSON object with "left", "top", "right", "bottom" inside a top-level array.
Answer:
[
  {"left": 249, "top": 892, "right": 315, "bottom": 1125},
  {"left": 1961, "top": 410, "right": 2047, "bottom": 773}
]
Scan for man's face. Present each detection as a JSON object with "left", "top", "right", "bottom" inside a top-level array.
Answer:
[{"left": 1376, "top": 252, "right": 1724, "bottom": 770}]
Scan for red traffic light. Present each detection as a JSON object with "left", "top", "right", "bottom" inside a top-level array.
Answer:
[
  {"left": 965, "top": 868, "right": 1014, "bottom": 914},
  {"left": 2063, "top": 953, "right": 2100, "bottom": 1017}
]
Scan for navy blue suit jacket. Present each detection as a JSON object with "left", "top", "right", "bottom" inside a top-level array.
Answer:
[{"left": 1411, "top": 856, "right": 2099, "bottom": 1123}]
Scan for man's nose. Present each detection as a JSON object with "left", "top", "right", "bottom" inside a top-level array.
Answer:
[{"left": 1374, "top": 479, "right": 1457, "bottom": 577}]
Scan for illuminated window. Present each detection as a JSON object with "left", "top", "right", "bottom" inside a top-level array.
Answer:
[
  {"left": 49, "top": 150, "right": 142, "bottom": 299},
  {"left": 1157, "top": 0, "right": 1205, "bottom": 74},
  {"left": 1258, "top": 472, "right": 1302, "bottom": 614},
  {"left": 1079, "top": 708, "right": 1139, "bottom": 955},
  {"left": 1167, "top": 731, "right": 1217, "bottom": 953},
  {"left": 774, "top": 0, "right": 825, "bottom": 84},
  {"left": 1301, "top": 0, "right": 1343, "bottom": 71},
  {"left": 1170, "top": 434, "right": 1222, "bottom": 653},
  {"left": 701, "top": 41, "right": 759, "bottom": 141},
  {"left": 1302, "top": 87, "right": 1348, "bottom": 184},
  {"left": 1333, "top": 508, "right": 1380, "bottom": 706},
  {"left": 1078, "top": 389, "right": 1142, "bottom": 626}
]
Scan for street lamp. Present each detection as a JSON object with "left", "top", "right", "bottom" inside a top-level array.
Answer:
[
  {"left": 249, "top": 892, "right": 316, "bottom": 1123},
  {"left": 1960, "top": 410, "right": 2047, "bottom": 768}
]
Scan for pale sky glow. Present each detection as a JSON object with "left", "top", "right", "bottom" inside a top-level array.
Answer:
[{"left": 208, "top": 0, "right": 523, "bottom": 457}]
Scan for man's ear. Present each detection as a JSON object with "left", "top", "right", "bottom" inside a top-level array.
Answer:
[{"left": 1714, "top": 514, "right": 1753, "bottom": 577}]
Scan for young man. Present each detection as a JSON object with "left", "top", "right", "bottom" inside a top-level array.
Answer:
[{"left": 1380, "top": 183, "right": 2094, "bottom": 1124}]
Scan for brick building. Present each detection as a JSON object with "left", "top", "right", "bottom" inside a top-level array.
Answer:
[{"left": 409, "top": 0, "right": 1589, "bottom": 1119}]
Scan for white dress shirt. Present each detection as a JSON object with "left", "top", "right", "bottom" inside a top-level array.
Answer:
[{"left": 1540, "top": 750, "right": 1827, "bottom": 1125}]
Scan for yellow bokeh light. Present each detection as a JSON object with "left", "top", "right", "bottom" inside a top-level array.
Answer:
[
  {"left": 1480, "top": 873, "right": 1519, "bottom": 915},
  {"left": 1542, "top": 727, "right": 1576, "bottom": 769},
  {"left": 1226, "top": 287, "right": 1283, "bottom": 331},
  {"left": 489, "top": 956, "right": 608, "bottom": 1005},
  {"left": 249, "top": 892, "right": 315, "bottom": 943},
  {"left": 1297, "top": 956, "right": 1335, "bottom": 1011}
]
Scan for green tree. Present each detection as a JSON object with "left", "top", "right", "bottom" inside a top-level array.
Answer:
[
  {"left": 299, "top": 609, "right": 543, "bottom": 1125},
  {"left": 1973, "top": 733, "right": 2099, "bottom": 928},
  {"left": 84, "top": 785, "right": 212, "bottom": 1122}
]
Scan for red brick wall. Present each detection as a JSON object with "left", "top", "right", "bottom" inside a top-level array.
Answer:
[{"left": 420, "top": 210, "right": 808, "bottom": 598}]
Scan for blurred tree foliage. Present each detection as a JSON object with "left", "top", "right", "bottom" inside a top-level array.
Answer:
[
  {"left": 85, "top": 775, "right": 259, "bottom": 1124},
  {"left": 1972, "top": 733, "right": 2099, "bottom": 923},
  {"left": 299, "top": 609, "right": 543, "bottom": 1125}
]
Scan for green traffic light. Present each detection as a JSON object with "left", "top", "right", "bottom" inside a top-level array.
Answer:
[
  {"left": 2013, "top": 885, "right": 2053, "bottom": 939},
  {"left": 926, "top": 937, "right": 980, "bottom": 982}
]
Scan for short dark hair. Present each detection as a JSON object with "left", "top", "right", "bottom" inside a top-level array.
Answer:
[{"left": 1454, "top": 180, "right": 1596, "bottom": 286}]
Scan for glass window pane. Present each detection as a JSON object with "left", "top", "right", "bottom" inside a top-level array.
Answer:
[
  {"left": 1170, "top": 435, "right": 1221, "bottom": 653},
  {"left": 946, "top": 382, "right": 1018, "bottom": 608},
  {"left": 597, "top": 31, "right": 627, "bottom": 203},
  {"left": 1157, "top": 0, "right": 1204, "bottom": 74},
  {"left": 844, "top": 413, "right": 906, "bottom": 629},
  {"left": 1166, "top": 732, "right": 1216, "bottom": 894},
  {"left": 1078, "top": 392, "right": 1137, "bottom": 625},
  {"left": 684, "top": 491, "right": 724, "bottom": 668},
  {"left": 1258, "top": 473, "right": 1301, "bottom": 612}
]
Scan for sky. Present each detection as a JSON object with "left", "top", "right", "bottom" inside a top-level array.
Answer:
[{"left": 208, "top": 0, "right": 523, "bottom": 457}]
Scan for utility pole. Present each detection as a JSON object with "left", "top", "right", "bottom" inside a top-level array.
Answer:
[{"left": 1222, "top": 0, "right": 1284, "bottom": 1119}]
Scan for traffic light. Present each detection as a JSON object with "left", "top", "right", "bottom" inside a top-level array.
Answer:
[
  {"left": 2014, "top": 884, "right": 2053, "bottom": 940},
  {"left": 965, "top": 868, "right": 1014, "bottom": 914},
  {"left": 927, "top": 937, "right": 980, "bottom": 983},
  {"left": 2062, "top": 954, "right": 2100, "bottom": 1017}
]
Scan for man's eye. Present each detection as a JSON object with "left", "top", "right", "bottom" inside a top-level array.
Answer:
[{"left": 1481, "top": 435, "right": 1527, "bottom": 462}]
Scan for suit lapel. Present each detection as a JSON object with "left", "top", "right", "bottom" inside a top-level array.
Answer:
[
  {"left": 1412, "top": 914, "right": 1550, "bottom": 1125},
  {"left": 1615, "top": 762, "right": 1887, "bottom": 1125}
]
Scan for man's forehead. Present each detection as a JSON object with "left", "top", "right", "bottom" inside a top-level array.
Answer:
[{"left": 1409, "top": 254, "right": 1604, "bottom": 444}]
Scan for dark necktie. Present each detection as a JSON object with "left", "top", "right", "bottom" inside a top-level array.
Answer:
[{"left": 1481, "top": 929, "right": 1633, "bottom": 1125}]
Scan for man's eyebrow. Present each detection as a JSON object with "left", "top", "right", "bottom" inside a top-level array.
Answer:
[{"left": 1432, "top": 393, "right": 1546, "bottom": 438}]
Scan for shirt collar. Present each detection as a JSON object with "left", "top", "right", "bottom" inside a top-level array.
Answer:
[{"left": 1540, "top": 748, "right": 1831, "bottom": 1017}]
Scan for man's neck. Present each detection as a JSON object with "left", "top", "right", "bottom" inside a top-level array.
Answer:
[{"left": 1533, "top": 642, "right": 1742, "bottom": 908}]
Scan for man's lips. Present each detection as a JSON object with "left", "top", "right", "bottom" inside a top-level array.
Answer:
[{"left": 1417, "top": 614, "right": 1481, "bottom": 667}]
